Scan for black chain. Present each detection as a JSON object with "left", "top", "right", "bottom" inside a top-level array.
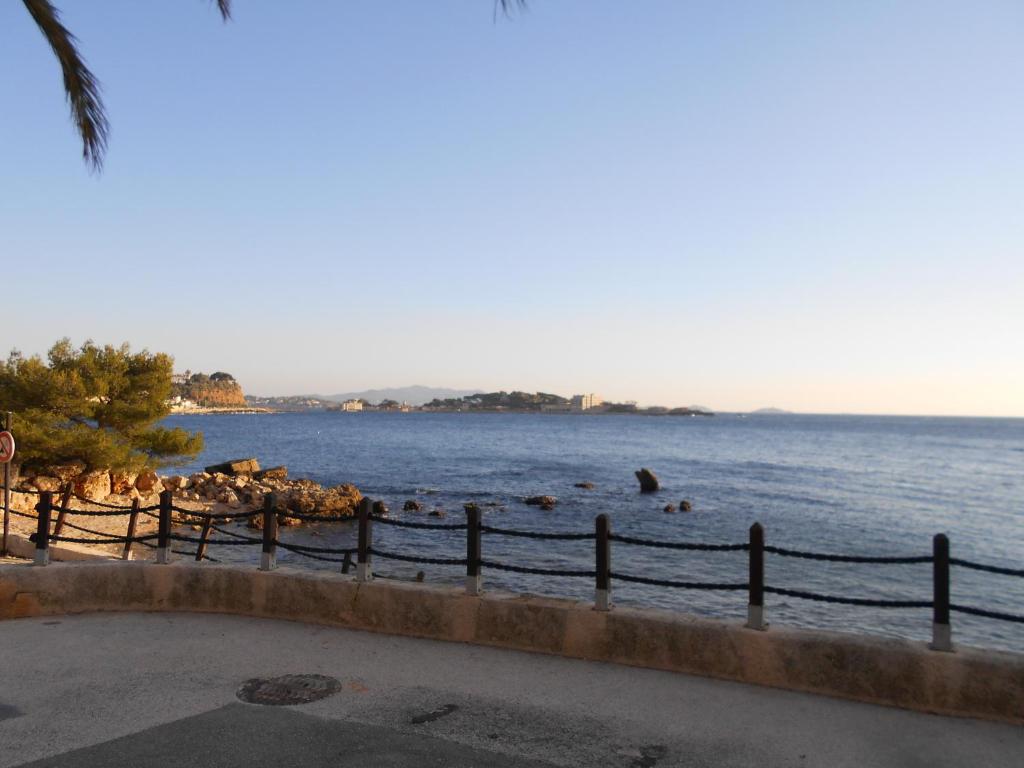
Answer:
[
  {"left": 481, "top": 524, "right": 594, "bottom": 541},
  {"left": 610, "top": 533, "right": 748, "bottom": 552},
  {"left": 371, "top": 515, "right": 467, "bottom": 531},
  {"left": 765, "top": 586, "right": 932, "bottom": 609},
  {"left": 369, "top": 547, "right": 467, "bottom": 566},
  {"left": 951, "top": 604, "right": 1024, "bottom": 624},
  {"left": 611, "top": 572, "right": 748, "bottom": 590},
  {"left": 479, "top": 559, "right": 594, "bottom": 578},
  {"left": 765, "top": 545, "right": 931, "bottom": 565},
  {"left": 950, "top": 558, "right": 1024, "bottom": 578}
]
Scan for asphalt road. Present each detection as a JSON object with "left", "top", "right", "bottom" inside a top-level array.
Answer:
[{"left": 1, "top": 613, "right": 1020, "bottom": 767}]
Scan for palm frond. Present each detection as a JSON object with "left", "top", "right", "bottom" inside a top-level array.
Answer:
[
  {"left": 22, "top": 0, "right": 108, "bottom": 171},
  {"left": 214, "top": 0, "right": 232, "bottom": 21}
]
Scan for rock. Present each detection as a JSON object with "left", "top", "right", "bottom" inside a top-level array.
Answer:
[
  {"left": 162, "top": 475, "right": 189, "bottom": 491},
  {"left": 190, "top": 472, "right": 211, "bottom": 486},
  {"left": 680, "top": 500, "right": 693, "bottom": 512},
  {"left": 524, "top": 495, "right": 557, "bottom": 508},
  {"left": 574, "top": 482, "right": 595, "bottom": 490},
  {"left": 110, "top": 470, "right": 138, "bottom": 495},
  {"left": 135, "top": 470, "right": 163, "bottom": 494},
  {"left": 74, "top": 470, "right": 112, "bottom": 501},
  {"left": 429, "top": 508, "right": 447, "bottom": 518},
  {"left": 254, "top": 466, "right": 288, "bottom": 481},
  {"left": 635, "top": 468, "right": 660, "bottom": 493},
  {"left": 204, "top": 458, "right": 260, "bottom": 476},
  {"left": 403, "top": 500, "right": 422, "bottom": 512},
  {"left": 48, "top": 461, "right": 86, "bottom": 483},
  {"left": 32, "top": 476, "right": 62, "bottom": 493},
  {"left": 372, "top": 500, "right": 389, "bottom": 517},
  {"left": 663, "top": 504, "right": 677, "bottom": 514}
]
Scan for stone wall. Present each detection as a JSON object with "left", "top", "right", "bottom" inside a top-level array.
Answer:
[{"left": 1, "top": 561, "right": 1021, "bottom": 725}]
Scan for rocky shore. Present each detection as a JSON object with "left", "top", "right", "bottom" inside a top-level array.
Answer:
[{"left": 6, "top": 458, "right": 364, "bottom": 530}]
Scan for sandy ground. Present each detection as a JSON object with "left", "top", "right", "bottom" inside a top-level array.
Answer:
[{"left": 1, "top": 490, "right": 247, "bottom": 560}]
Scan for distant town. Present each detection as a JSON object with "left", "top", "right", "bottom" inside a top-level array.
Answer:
[
  {"left": 246, "top": 391, "right": 715, "bottom": 417},
  {"left": 168, "top": 373, "right": 716, "bottom": 417}
]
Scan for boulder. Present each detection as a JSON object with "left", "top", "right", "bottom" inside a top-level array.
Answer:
[
  {"left": 429, "top": 508, "right": 447, "bottom": 518},
  {"left": 74, "top": 470, "right": 111, "bottom": 501},
  {"left": 254, "top": 466, "right": 288, "bottom": 481},
  {"left": 48, "top": 461, "right": 86, "bottom": 483},
  {"left": 204, "top": 458, "right": 260, "bottom": 476},
  {"left": 680, "top": 500, "right": 693, "bottom": 512},
  {"left": 110, "top": 470, "right": 138, "bottom": 495},
  {"left": 403, "top": 500, "right": 422, "bottom": 512},
  {"left": 32, "top": 476, "right": 62, "bottom": 493},
  {"left": 663, "top": 504, "right": 677, "bottom": 514},
  {"left": 372, "top": 500, "right": 389, "bottom": 517},
  {"left": 524, "top": 495, "right": 558, "bottom": 508},
  {"left": 135, "top": 470, "right": 163, "bottom": 494},
  {"left": 635, "top": 468, "right": 660, "bottom": 493},
  {"left": 163, "top": 475, "right": 189, "bottom": 491},
  {"left": 574, "top": 482, "right": 595, "bottom": 490}
]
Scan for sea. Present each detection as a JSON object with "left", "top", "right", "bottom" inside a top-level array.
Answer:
[{"left": 164, "top": 412, "right": 1024, "bottom": 652}]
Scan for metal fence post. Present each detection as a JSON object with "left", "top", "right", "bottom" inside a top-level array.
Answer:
[
  {"left": 466, "top": 505, "right": 482, "bottom": 595},
  {"left": 51, "top": 483, "right": 73, "bottom": 538},
  {"left": 931, "top": 533, "right": 952, "bottom": 652},
  {"left": 157, "top": 490, "right": 172, "bottom": 564},
  {"left": 122, "top": 498, "right": 140, "bottom": 560},
  {"left": 357, "top": 497, "right": 373, "bottom": 582},
  {"left": 746, "top": 523, "right": 766, "bottom": 630},
  {"left": 33, "top": 491, "right": 52, "bottom": 566},
  {"left": 2, "top": 411, "right": 11, "bottom": 557},
  {"left": 595, "top": 514, "right": 611, "bottom": 611},
  {"left": 195, "top": 512, "right": 214, "bottom": 562},
  {"left": 260, "top": 493, "right": 277, "bottom": 571}
]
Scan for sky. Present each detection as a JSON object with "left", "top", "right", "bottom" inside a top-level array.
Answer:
[{"left": 1, "top": 1, "right": 1022, "bottom": 416}]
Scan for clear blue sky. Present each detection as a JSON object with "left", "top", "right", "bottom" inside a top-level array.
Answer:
[{"left": 1, "top": 1, "right": 1022, "bottom": 415}]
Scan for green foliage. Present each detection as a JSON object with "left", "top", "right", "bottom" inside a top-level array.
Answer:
[{"left": 0, "top": 339, "right": 203, "bottom": 472}]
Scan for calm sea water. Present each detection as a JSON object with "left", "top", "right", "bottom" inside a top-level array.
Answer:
[{"left": 165, "top": 412, "right": 1024, "bottom": 652}]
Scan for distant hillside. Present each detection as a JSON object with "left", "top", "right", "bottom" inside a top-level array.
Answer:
[
  {"left": 425, "top": 391, "right": 569, "bottom": 411},
  {"left": 751, "top": 407, "right": 792, "bottom": 415},
  {"left": 320, "top": 386, "right": 482, "bottom": 406},
  {"left": 172, "top": 372, "right": 246, "bottom": 407}
]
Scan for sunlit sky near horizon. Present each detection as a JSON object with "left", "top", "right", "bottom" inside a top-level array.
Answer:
[{"left": 1, "top": 1, "right": 1022, "bottom": 416}]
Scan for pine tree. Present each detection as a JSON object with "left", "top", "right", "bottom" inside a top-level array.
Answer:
[{"left": 0, "top": 339, "right": 203, "bottom": 473}]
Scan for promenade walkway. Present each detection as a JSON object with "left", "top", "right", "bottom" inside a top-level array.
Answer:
[{"left": 1, "top": 612, "right": 1020, "bottom": 767}]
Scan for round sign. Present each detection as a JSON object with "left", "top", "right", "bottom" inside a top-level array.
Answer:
[{"left": 0, "top": 431, "right": 14, "bottom": 464}]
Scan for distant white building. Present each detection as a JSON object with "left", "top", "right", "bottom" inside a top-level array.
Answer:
[
  {"left": 341, "top": 399, "right": 364, "bottom": 412},
  {"left": 571, "top": 393, "right": 603, "bottom": 411}
]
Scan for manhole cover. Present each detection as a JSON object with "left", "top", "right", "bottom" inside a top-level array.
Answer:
[{"left": 236, "top": 674, "right": 342, "bottom": 706}]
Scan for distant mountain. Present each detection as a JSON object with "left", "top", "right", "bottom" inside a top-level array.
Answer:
[
  {"left": 687, "top": 405, "right": 714, "bottom": 413},
  {"left": 320, "top": 386, "right": 483, "bottom": 406},
  {"left": 751, "top": 407, "right": 792, "bottom": 415}
]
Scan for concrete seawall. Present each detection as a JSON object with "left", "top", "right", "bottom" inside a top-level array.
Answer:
[{"left": 1, "top": 560, "right": 1021, "bottom": 725}]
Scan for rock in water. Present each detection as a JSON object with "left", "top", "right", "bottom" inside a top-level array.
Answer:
[
  {"left": 524, "top": 495, "right": 558, "bottom": 508},
  {"left": 635, "top": 468, "right": 660, "bottom": 493},
  {"left": 574, "top": 482, "right": 595, "bottom": 490},
  {"left": 254, "top": 466, "right": 288, "bottom": 481},
  {"left": 204, "top": 458, "right": 260, "bottom": 476},
  {"left": 680, "top": 500, "right": 693, "bottom": 512},
  {"left": 663, "top": 504, "right": 677, "bottom": 513},
  {"left": 403, "top": 500, "right": 422, "bottom": 512},
  {"left": 372, "top": 500, "right": 389, "bottom": 517}
]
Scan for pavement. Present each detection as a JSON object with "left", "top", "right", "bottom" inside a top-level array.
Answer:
[{"left": 0, "top": 613, "right": 1020, "bottom": 767}]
